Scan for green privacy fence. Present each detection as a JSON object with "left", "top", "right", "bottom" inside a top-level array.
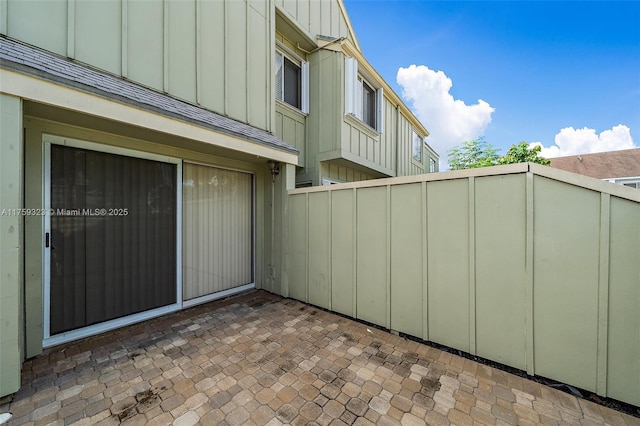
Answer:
[{"left": 285, "top": 163, "right": 640, "bottom": 407}]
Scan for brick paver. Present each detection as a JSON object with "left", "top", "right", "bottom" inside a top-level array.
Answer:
[{"left": 1, "top": 290, "right": 638, "bottom": 425}]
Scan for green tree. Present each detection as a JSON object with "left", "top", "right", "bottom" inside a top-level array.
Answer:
[
  {"left": 447, "top": 138, "right": 500, "bottom": 170},
  {"left": 498, "top": 142, "right": 551, "bottom": 166},
  {"left": 448, "top": 139, "right": 551, "bottom": 170}
]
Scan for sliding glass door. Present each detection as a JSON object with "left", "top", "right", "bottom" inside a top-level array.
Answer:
[
  {"left": 47, "top": 142, "right": 178, "bottom": 336},
  {"left": 182, "top": 163, "right": 253, "bottom": 303}
]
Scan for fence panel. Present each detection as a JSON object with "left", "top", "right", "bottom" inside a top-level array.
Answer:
[
  {"left": 356, "top": 186, "right": 388, "bottom": 327},
  {"left": 390, "top": 183, "right": 425, "bottom": 338},
  {"left": 288, "top": 193, "right": 308, "bottom": 302},
  {"left": 427, "top": 179, "right": 471, "bottom": 353},
  {"left": 533, "top": 176, "right": 600, "bottom": 391},
  {"left": 308, "top": 191, "right": 331, "bottom": 309},
  {"left": 286, "top": 166, "right": 640, "bottom": 406},
  {"left": 475, "top": 174, "right": 528, "bottom": 370},
  {"left": 331, "top": 189, "right": 356, "bottom": 317},
  {"left": 607, "top": 196, "right": 640, "bottom": 404}
]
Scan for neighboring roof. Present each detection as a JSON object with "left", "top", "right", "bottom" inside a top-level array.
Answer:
[
  {"left": 549, "top": 148, "right": 640, "bottom": 179},
  {"left": 0, "top": 36, "right": 298, "bottom": 155}
]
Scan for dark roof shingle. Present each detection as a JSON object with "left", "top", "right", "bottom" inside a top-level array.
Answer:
[{"left": 0, "top": 36, "right": 298, "bottom": 155}]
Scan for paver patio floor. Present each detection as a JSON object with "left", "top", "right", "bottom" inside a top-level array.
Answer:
[{"left": 1, "top": 290, "right": 638, "bottom": 426}]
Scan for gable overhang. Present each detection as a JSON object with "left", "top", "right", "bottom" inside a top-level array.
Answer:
[
  {"left": 0, "top": 36, "right": 298, "bottom": 164},
  {"left": 0, "top": 69, "right": 297, "bottom": 165},
  {"left": 274, "top": 6, "right": 317, "bottom": 52}
]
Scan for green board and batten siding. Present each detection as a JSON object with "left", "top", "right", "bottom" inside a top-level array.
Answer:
[
  {"left": 275, "top": 103, "right": 306, "bottom": 167},
  {"left": 0, "top": 94, "right": 22, "bottom": 398},
  {"left": 2, "top": 0, "right": 271, "bottom": 132},
  {"left": 287, "top": 164, "right": 640, "bottom": 407},
  {"left": 274, "top": 0, "right": 351, "bottom": 44}
]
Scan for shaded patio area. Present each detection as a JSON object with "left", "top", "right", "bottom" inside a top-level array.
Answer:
[{"left": 1, "top": 290, "right": 638, "bottom": 425}]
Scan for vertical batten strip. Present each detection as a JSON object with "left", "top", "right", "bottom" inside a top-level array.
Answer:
[
  {"left": 67, "top": 0, "right": 75, "bottom": 58},
  {"left": 596, "top": 192, "right": 610, "bottom": 396},
  {"left": 245, "top": 0, "right": 249, "bottom": 123},
  {"left": 525, "top": 172, "right": 535, "bottom": 375},
  {"left": 386, "top": 185, "right": 391, "bottom": 329},
  {"left": 422, "top": 181, "right": 429, "bottom": 341},
  {"left": 352, "top": 188, "right": 357, "bottom": 317},
  {"left": 468, "top": 176, "right": 476, "bottom": 355},
  {"left": 223, "top": 0, "right": 229, "bottom": 115},
  {"left": 268, "top": 0, "right": 275, "bottom": 133},
  {"left": 328, "top": 190, "right": 333, "bottom": 311},
  {"left": 305, "top": 192, "right": 309, "bottom": 303},
  {"left": 163, "top": 0, "right": 169, "bottom": 92},
  {"left": 121, "top": 0, "right": 128, "bottom": 78},
  {"left": 195, "top": 0, "right": 201, "bottom": 104},
  {"left": 0, "top": 0, "right": 8, "bottom": 35}
]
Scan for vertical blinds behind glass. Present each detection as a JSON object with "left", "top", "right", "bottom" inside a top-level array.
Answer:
[
  {"left": 182, "top": 164, "right": 253, "bottom": 300},
  {"left": 49, "top": 145, "right": 177, "bottom": 335}
]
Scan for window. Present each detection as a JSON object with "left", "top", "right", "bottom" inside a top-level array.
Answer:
[
  {"left": 345, "top": 57, "right": 384, "bottom": 132},
  {"left": 322, "top": 178, "right": 341, "bottom": 186},
  {"left": 412, "top": 131, "right": 423, "bottom": 162},
  {"left": 275, "top": 50, "right": 309, "bottom": 113},
  {"left": 612, "top": 178, "right": 640, "bottom": 188},
  {"left": 430, "top": 158, "right": 437, "bottom": 173},
  {"left": 360, "top": 77, "right": 376, "bottom": 128}
]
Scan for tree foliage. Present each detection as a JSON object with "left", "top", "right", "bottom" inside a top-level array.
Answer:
[
  {"left": 498, "top": 142, "right": 551, "bottom": 166},
  {"left": 447, "top": 138, "right": 499, "bottom": 170},
  {"left": 448, "top": 139, "right": 550, "bottom": 170}
]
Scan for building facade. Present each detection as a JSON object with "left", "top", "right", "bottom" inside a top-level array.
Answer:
[{"left": 0, "top": 0, "right": 437, "bottom": 398}]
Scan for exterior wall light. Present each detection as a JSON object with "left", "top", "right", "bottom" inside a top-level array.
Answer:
[{"left": 267, "top": 160, "right": 280, "bottom": 182}]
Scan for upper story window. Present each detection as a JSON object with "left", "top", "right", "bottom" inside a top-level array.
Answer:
[
  {"left": 616, "top": 178, "right": 639, "bottom": 189},
  {"left": 345, "top": 57, "right": 384, "bottom": 133},
  {"left": 360, "top": 77, "right": 376, "bottom": 129},
  {"left": 412, "top": 131, "right": 423, "bottom": 162},
  {"left": 430, "top": 157, "right": 437, "bottom": 173},
  {"left": 275, "top": 47, "right": 309, "bottom": 113}
]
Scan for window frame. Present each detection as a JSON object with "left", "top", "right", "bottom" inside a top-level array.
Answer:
[
  {"left": 42, "top": 134, "right": 183, "bottom": 348},
  {"left": 412, "top": 130, "right": 423, "bottom": 163},
  {"left": 275, "top": 44, "right": 309, "bottom": 114},
  {"left": 429, "top": 157, "right": 437, "bottom": 173},
  {"left": 359, "top": 76, "right": 377, "bottom": 129},
  {"left": 345, "top": 57, "right": 384, "bottom": 133},
  {"left": 614, "top": 177, "right": 640, "bottom": 189},
  {"left": 322, "top": 178, "right": 342, "bottom": 186}
]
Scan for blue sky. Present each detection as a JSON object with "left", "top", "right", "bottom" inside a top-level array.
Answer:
[{"left": 342, "top": 0, "right": 640, "bottom": 165}]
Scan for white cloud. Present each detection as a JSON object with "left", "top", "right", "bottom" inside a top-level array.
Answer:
[
  {"left": 396, "top": 65, "right": 494, "bottom": 164},
  {"left": 531, "top": 125, "right": 636, "bottom": 158}
]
